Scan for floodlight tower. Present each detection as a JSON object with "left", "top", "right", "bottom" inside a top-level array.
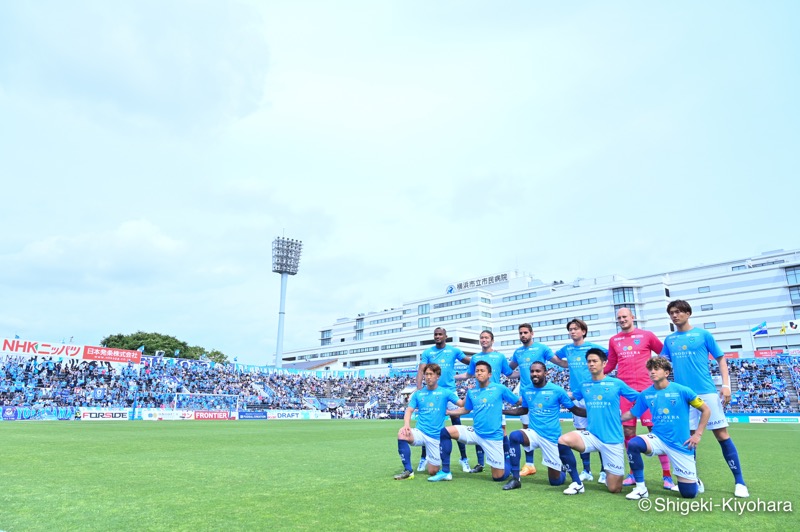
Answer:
[{"left": 272, "top": 237, "right": 303, "bottom": 368}]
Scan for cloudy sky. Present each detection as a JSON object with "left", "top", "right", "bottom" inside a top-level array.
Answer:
[{"left": 1, "top": 1, "right": 797, "bottom": 365}]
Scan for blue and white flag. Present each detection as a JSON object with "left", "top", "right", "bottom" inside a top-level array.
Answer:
[{"left": 751, "top": 322, "right": 768, "bottom": 336}]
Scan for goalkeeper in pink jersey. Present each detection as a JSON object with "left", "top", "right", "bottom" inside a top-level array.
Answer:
[{"left": 604, "top": 308, "right": 675, "bottom": 490}]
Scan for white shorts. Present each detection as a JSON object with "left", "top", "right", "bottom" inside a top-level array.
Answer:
[
  {"left": 409, "top": 429, "right": 441, "bottom": 466},
  {"left": 454, "top": 426, "right": 505, "bottom": 470},
  {"left": 640, "top": 433, "right": 697, "bottom": 481},
  {"left": 519, "top": 429, "right": 561, "bottom": 471},
  {"left": 572, "top": 399, "right": 588, "bottom": 430},
  {"left": 575, "top": 430, "right": 625, "bottom": 476},
  {"left": 690, "top": 392, "right": 728, "bottom": 431}
]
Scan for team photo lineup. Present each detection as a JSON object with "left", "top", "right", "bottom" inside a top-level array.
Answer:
[{"left": 395, "top": 299, "right": 748, "bottom": 501}]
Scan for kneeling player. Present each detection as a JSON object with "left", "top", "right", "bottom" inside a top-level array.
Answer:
[
  {"left": 557, "top": 348, "right": 639, "bottom": 495},
  {"left": 501, "top": 362, "right": 587, "bottom": 490},
  {"left": 621, "top": 357, "right": 710, "bottom": 499},
  {"left": 394, "top": 363, "right": 462, "bottom": 480},
  {"left": 430, "top": 361, "right": 520, "bottom": 483}
]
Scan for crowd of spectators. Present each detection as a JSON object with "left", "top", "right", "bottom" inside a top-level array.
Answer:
[
  {"left": 728, "top": 359, "right": 793, "bottom": 413},
  {"left": 2, "top": 354, "right": 798, "bottom": 415}
]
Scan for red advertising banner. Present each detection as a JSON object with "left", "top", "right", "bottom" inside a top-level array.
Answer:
[
  {"left": 709, "top": 351, "right": 740, "bottom": 360},
  {"left": 754, "top": 349, "right": 784, "bottom": 358},
  {"left": 83, "top": 346, "right": 142, "bottom": 364}
]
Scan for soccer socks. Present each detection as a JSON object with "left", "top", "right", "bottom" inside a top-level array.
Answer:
[
  {"left": 525, "top": 449, "right": 534, "bottom": 466},
  {"left": 476, "top": 445, "right": 485, "bottom": 467},
  {"left": 678, "top": 481, "right": 699, "bottom": 498},
  {"left": 420, "top": 445, "right": 427, "bottom": 460},
  {"left": 659, "top": 454, "right": 672, "bottom": 476},
  {"left": 627, "top": 436, "right": 647, "bottom": 483},
  {"left": 719, "top": 438, "right": 745, "bottom": 485},
  {"left": 439, "top": 427, "right": 453, "bottom": 473},
  {"left": 580, "top": 452, "right": 591, "bottom": 472},
  {"left": 450, "top": 416, "right": 469, "bottom": 461},
  {"left": 559, "top": 444, "right": 581, "bottom": 484},
  {"left": 503, "top": 435, "right": 511, "bottom": 479},
  {"left": 398, "top": 439, "right": 412, "bottom": 472},
  {"left": 509, "top": 431, "right": 524, "bottom": 480}
]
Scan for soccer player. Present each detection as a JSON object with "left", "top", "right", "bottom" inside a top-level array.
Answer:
[
  {"left": 508, "top": 323, "right": 556, "bottom": 477},
  {"left": 464, "top": 330, "right": 514, "bottom": 472},
  {"left": 549, "top": 319, "right": 608, "bottom": 483},
  {"left": 557, "top": 348, "right": 639, "bottom": 495},
  {"left": 621, "top": 357, "right": 710, "bottom": 499},
  {"left": 605, "top": 308, "right": 675, "bottom": 490},
  {"left": 393, "top": 363, "right": 463, "bottom": 480},
  {"left": 501, "top": 361, "right": 587, "bottom": 490},
  {"left": 429, "top": 360, "right": 520, "bottom": 483},
  {"left": 662, "top": 299, "right": 749, "bottom": 498},
  {"left": 415, "top": 327, "right": 472, "bottom": 473}
]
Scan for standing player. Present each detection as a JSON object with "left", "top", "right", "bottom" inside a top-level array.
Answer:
[
  {"left": 429, "top": 361, "right": 520, "bottom": 483},
  {"left": 549, "top": 319, "right": 608, "bottom": 483},
  {"left": 605, "top": 308, "right": 675, "bottom": 490},
  {"left": 621, "top": 357, "right": 710, "bottom": 499},
  {"left": 557, "top": 348, "right": 639, "bottom": 495},
  {"left": 508, "top": 323, "right": 556, "bottom": 477},
  {"left": 415, "top": 327, "right": 472, "bottom": 473},
  {"left": 661, "top": 300, "right": 749, "bottom": 498},
  {"left": 501, "top": 362, "right": 587, "bottom": 490},
  {"left": 464, "top": 330, "right": 514, "bottom": 473},
  {"left": 393, "top": 363, "right": 463, "bottom": 480}
]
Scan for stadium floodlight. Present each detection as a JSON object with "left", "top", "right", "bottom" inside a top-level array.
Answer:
[{"left": 272, "top": 237, "right": 303, "bottom": 368}]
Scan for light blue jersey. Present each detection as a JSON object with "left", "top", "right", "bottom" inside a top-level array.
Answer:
[
  {"left": 465, "top": 383, "right": 519, "bottom": 440},
  {"left": 631, "top": 382, "right": 698, "bottom": 456},
  {"left": 468, "top": 351, "right": 513, "bottom": 384},
  {"left": 554, "top": 342, "right": 607, "bottom": 393},
  {"left": 661, "top": 328, "right": 724, "bottom": 394},
  {"left": 420, "top": 345, "right": 468, "bottom": 390},
  {"left": 520, "top": 382, "right": 575, "bottom": 443},
  {"left": 408, "top": 386, "right": 460, "bottom": 438},
  {"left": 511, "top": 343, "right": 555, "bottom": 390},
  {"left": 573, "top": 376, "right": 638, "bottom": 444}
]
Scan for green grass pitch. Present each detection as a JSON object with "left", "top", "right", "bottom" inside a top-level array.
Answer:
[{"left": 0, "top": 420, "right": 797, "bottom": 531}]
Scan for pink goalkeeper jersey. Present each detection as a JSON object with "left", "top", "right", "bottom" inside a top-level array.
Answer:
[{"left": 605, "top": 328, "right": 664, "bottom": 391}]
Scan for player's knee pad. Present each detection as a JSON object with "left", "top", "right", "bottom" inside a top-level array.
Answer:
[
  {"left": 678, "top": 482, "right": 698, "bottom": 499},
  {"left": 509, "top": 430, "right": 525, "bottom": 445}
]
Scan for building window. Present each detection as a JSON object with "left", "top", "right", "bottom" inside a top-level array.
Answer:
[
  {"left": 418, "top": 317, "right": 430, "bottom": 328},
  {"left": 321, "top": 339, "right": 331, "bottom": 346},
  {"left": 665, "top": 288, "right": 670, "bottom": 297},
  {"left": 787, "top": 266, "right": 800, "bottom": 285},
  {"left": 321, "top": 330, "right": 332, "bottom": 339},
  {"left": 613, "top": 287, "right": 635, "bottom": 304},
  {"left": 701, "top": 304, "right": 714, "bottom": 311},
  {"left": 698, "top": 286, "right": 711, "bottom": 293},
  {"left": 732, "top": 265, "right": 747, "bottom": 271},
  {"left": 418, "top": 304, "right": 430, "bottom": 314},
  {"left": 481, "top": 297, "right": 491, "bottom": 304},
  {"left": 790, "top": 286, "right": 800, "bottom": 304},
  {"left": 704, "top": 322, "right": 716, "bottom": 329},
  {"left": 794, "top": 307, "right": 800, "bottom": 320},
  {"left": 670, "top": 323, "right": 675, "bottom": 332}
]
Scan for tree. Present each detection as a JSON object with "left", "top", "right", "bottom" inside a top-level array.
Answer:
[{"left": 101, "top": 332, "right": 229, "bottom": 363}]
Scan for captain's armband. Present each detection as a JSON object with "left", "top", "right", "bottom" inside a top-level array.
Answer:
[{"left": 689, "top": 397, "right": 705, "bottom": 409}]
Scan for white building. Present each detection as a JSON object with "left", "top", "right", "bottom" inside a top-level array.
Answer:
[{"left": 281, "top": 249, "right": 800, "bottom": 374}]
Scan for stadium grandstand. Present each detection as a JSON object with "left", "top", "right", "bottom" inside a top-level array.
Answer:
[{"left": 2, "top": 352, "right": 799, "bottom": 419}]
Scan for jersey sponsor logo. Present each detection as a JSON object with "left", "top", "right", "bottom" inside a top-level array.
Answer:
[
  {"left": 662, "top": 408, "right": 670, "bottom": 414},
  {"left": 634, "top": 339, "right": 641, "bottom": 345}
]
